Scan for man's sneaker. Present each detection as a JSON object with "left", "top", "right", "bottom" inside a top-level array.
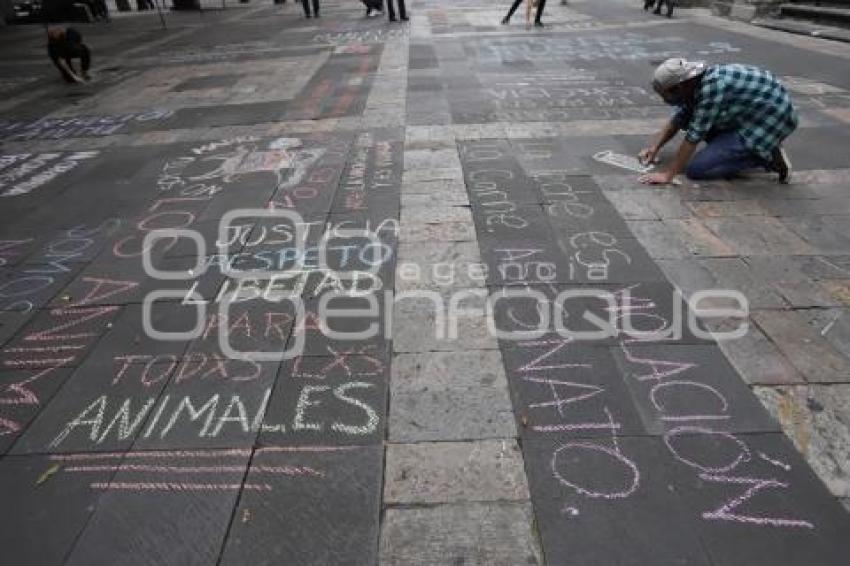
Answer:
[
  {"left": 534, "top": 20, "right": 544, "bottom": 27},
  {"left": 501, "top": 17, "right": 509, "bottom": 24},
  {"left": 771, "top": 147, "right": 792, "bottom": 183}
]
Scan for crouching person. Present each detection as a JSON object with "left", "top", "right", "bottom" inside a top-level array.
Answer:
[
  {"left": 639, "top": 58, "right": 797, "bottom": 184},
  {"left": 47, "top": 27, "right": 91, "bottom": 84}
]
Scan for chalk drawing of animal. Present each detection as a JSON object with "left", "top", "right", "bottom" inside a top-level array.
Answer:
[{"left": 189, "top": 138, "right": 325, "bottom": 190}]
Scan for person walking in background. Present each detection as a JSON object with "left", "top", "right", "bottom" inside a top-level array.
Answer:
[
  {"left": 47, "top": 27, "right": 91, "bottom": 84},
  {"left": 644, "top": 0, "right": 675, "bottom": 18},
  {"left": 386, "top": 0, "right": 407, "bottom": 21},
  {"left": 361, "top": 0, "right": 382, "bottom": 17},
  {"left": 526, "top": 0, "right": 537, "bottom": 25},
  {"left": 638, "top": 58, "right": 796, "bottom": 184},
  {"left": 301, "top": 0, "right": 319, "bottom": 18},
  {"left": 502, "top": 0, "right": 547, "bottom": 27}
]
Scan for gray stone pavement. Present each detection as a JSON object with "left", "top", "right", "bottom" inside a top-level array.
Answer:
[{"left": 1, "top": 0, "right": 850, "bottom": 564}]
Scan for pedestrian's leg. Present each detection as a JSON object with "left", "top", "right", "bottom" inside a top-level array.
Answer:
[
  {"left": 398, "top": 0, "right": 406, "bottom": 19},
  {"left": 502, "top": 0, "right": 523, "bottom": 23},
  {"left": 78, "top": 44, "right": 91, "bottom": 78},
  {"left": 312, "top": 0, "right": 319, "bottom": 17},
  {"left": 643, "top": 0, "right": 654, "bottom": 10},
  {"left": 63, "top": 57, "right": 80, "bottom": 79},
  {"left": 386, "top": 0, "right": 396, "bottom": 20},
  {"left": 301, "top": 0, "right": 311, "bottom": 17},
  {"left": 534, "top": 0, "right": 546, "bottom": 23},
  {"left": 666, "top": 0, "right": 674, "bottom": 17},
  {"left": 685, "top": 132, "right": 765, "bottom": 180},
  {"left": 54, "top": 58, "right": 75, "bottom": 83}
]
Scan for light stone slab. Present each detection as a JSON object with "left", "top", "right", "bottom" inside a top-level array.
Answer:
[
  {"left": 392, "top": 351, "right": 507, "bottom": 392},
  {"left": 396, "top": 241, "right": 485, "bottom": 291},
  {"left": 380, "top": 502, "right": 542, "bottom": 566},
  {"left": 393, "top": 290, "right": 499, "bottom": 353},
  {"left": 400, "top": 205, "right": 474, "bottom": 225},
  {"left": 389, "top": 387, "right": 516, "bottom": 442},
  {"left": 754, "top": 385, "right": 850, "bottom": 498},
  {"left": 753, "top": 310, "right": 850, "bottom": 383},
  {"left": 384, "top": 440, "right": 529, "bottom": 504},
  {"left": 399, "top": 221, "right": 478, "bottom": 243}
]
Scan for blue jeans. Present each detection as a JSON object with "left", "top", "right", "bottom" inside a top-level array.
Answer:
[{"left": 686, "top": 131, "right": 767, "bottom": 180}]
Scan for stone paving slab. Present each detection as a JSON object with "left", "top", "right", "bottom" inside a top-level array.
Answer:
[
  {"left": 380, "top": 502, "right": 542, "bottom": 566},
  {"left": 65, "top": 449, "right": 250, "bottom": 566},
  {"left": 0, "top": 453, "right": 113, "bottom": 566},
  {"left": 220, "top": 445, "right": 383, "bottom": 566},
  {"left": 384, "top": 439, "right": 528, "bottom": 504},
  {"left": 259, "top": 353, "right": 388, "bottom": 447},
  {"left": 1, "top": 0, "right": 850, "bottom": 563}
]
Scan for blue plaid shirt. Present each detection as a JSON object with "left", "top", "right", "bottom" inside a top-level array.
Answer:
[{"left": 673, "top": 64, "right": 798, "bottom": 161}]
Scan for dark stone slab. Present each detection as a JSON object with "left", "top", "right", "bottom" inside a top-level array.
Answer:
[
  {"left": 330, "top": 134, "right": 403, "bottom": 216},
  {"left": 0, "top": 454, "right": 113, "bottom": 566},
  {"left": 184, "top": 299, "right": 295, "bottom": 362},
  {"left": 0, "top": 366, "right": 75, "bottom": 454},
  {"left": 219, "top": 444, "right": 382, "bottom": 566},
  {"left": 66, "top": 449, "right": 249, "bottom": 566},
  {"left": 287, "top": 294, "right": 390, "bottom": 358},
  {"left": 509, "top": 137, "right": 631, "bottom": 175},
  {"left": 0, "top": 149, "right": 102, "bottom": 200},
  {"left": 489, "top": 282, "right": 712, "bottom": 347},
  {"left": 48, "top": 256, "right": 226, "bottom": 308},
  {"left": 610, "top": 343, "right": 780, "bottom": 435},
  {"left": 194, "top": 185, "right": 280, "bottom": 222},
  {"left": 11, "top": 359, "right": 173, "bottom": 454},
  {"left": 0, "top": 304, "right": 123, "bottom": 370},
  {"left": 0, "top": 262, "right": 85, "bottom": 313},
  {"left": 162, "top": 218, "right": 253, "bottom": 260},
  {"left": 471, "top": 204, "right": 556, "bottom": 245},
  {"left": 500, "top": 342, "right": 647, "bottom": 439},
  {"left": 522, "top": 435, "right": 712, "bottom": 566},
  {"left": 459, "top": 139, "right": 542, "bottom": 205},
  {"left": 172, "top": 74, "right": 241, "bottom": 92},
  {"left": 259, "top": 353, "right": 388, "bottom": 446},
  {"left": 533, "top": 174, "right": 635, "bottom": 238},
  {"left": 665, "top": 432, "right": 850, "bottom": 566},
  {"left": 20, "top": 219, "right": 125, "bottom": 266},
  {"left": 0, "top": 234, "right": 43, "bottom": 268},
  {"left": 170, "top": 102, "right": 288, "bottom": 130},
  {"left": 478, "top": 239, "right": 582, "bottom": 286},
  {"left": 131, "top": 360, "right": 280, "bottom": 451},
  {"left": 0, "top": 309, "right": 32, "bottom": 348}
]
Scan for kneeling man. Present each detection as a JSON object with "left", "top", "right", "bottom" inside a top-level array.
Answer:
[{"left": 639, "top": 58, "right": 797, "bottom": 184}]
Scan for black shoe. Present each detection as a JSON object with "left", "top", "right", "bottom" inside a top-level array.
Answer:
[
  {"left": 643, "top": 0, "right": 653, "bottom": 10},
  {"left": 366, "top": 7, "right": 371, "bottom": 16},
  {"left": 666, "top": 5, "right": 674, "bottom": 17},
  {"left": 401, "top": 15, "right": 409, "bottom": 21},
  {"left": 534, "top": 20, "right": 544, "bottom": 27},
  {"left": 501, "top": 16, "right": 509, "bottom": 24},
  {"left": 389, "top": 16, "right": 397, "bottom": 21},
  {"left": 305, "top": 13, "right": 312, "bottom": 18},
  {"left": 770, "top": 147, "right": 793, "bottom": 183}
]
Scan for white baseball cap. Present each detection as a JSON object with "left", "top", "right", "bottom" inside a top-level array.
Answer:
[{"left": 652, "top": 58, "right": 707, "bottom": 91}]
